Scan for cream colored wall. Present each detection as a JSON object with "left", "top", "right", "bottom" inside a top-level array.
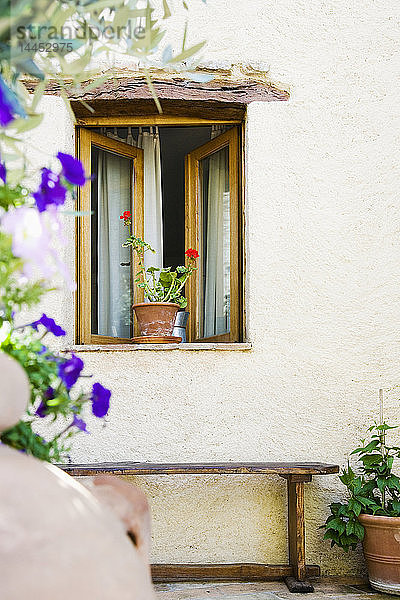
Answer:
[
  {"left": 33, "top": 0, "right": 400, "bottom": 575},
  {"left": 22, "top": 95, "right": 75, "bottom": 331}
]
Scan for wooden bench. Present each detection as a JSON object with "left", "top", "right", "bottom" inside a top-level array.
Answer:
[{"left": 59, "top": 461, "right": 338, "bottom": 593}]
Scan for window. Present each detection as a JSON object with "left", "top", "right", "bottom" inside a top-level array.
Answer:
[
  {"left": 76, "top": 118, "right": 243, "bottom": 344},
  {"left": 185, "top": 127, "right": 240, "bottom": 342}
]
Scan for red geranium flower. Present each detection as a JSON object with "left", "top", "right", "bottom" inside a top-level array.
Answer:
[
  {"left": 185, "top": 248, "right": 199, "bottom": 260},
  {"left": 120, "top": 210, "right": 132, "bottom": 224}
]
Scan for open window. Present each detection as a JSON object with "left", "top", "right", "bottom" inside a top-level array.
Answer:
[
  {"left": 77, "top": 121, "right": 243, "bottom": 345},
  {"left": 185, "top": 127, "right": 240, "bottom": 342},
  {"left": 78, "top": 129, "right": 144, "bottom": 344}
]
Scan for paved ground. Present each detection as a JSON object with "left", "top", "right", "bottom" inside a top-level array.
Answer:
[{"left": 154, "top": 579, "right": 395, "bottom": 600}]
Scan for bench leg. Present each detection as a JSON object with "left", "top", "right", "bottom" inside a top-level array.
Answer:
[{"left": 284, "top": 475, "right": 314, "bottom": 593}]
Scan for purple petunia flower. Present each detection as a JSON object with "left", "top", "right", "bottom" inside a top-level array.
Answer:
[
  {"left": 72, "top": 414, "right": 88, "bottom": 433},
  {"left": 57, "top": 152, "right": 86, "bottom": 187},
  {"left": 0, "top": 160, "right": 6, "bottom": 183},
  {"left": 0, "top": 75, "right": 26, "bottom": 127},
  {"left": 45, "top": 386, "right": 55, "bottom": 399},
  {"left": 58, "top": 354, "right": 84, "bottom": 390},
  {"left": 0, "top": 206, "right": 62, "bottom": 281},
  {"left": 35, "top": 400, "right": 47, "bottom": 418},
  {"left": 0, "top": 77, "right": 15, "bottom": 126},
  {"left": 33, "top": 168, "right": 67, "bottom": 213},
  {"left": 31, "top": 314, "right": 66, "bottom": 337},
  {"left": 35, "top": 387, "right": 55, "bottom": 417},
  {"left": 91, "top": 382, "right": 111, "bottom": 418}
]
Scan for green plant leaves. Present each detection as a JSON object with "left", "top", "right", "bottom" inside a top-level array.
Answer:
[
  {"left": 323, "top": 421, "right": 400, "bottom": 552},
  {"left": 124, "top": 232, "right": 197, "bottom": 305}
]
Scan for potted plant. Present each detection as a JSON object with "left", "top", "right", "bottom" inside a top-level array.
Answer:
[
  {"left": 323, "top": 421, "right": 400, "bottom": 594},
  {"left": 120, "top": 211, "right": 199, "bottom": 342}
]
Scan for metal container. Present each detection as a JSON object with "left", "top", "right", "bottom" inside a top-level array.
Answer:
[{"left": 173, "top": 311, "right": 189, "bottom": 343}]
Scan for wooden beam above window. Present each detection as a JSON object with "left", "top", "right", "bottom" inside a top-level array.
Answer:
[
  {"left": 69, "top": 77, "right": 288, "bottom": 103},
  {"left": 24, "top": 73, "right": 289, "bottom": 122},
  {"left": 73, "top": 98, "right": 246, "bottom": 122}
]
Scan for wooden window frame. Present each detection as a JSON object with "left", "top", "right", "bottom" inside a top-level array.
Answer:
[
  {"left": 185, "top": 127, "right": 241, "bottom": 342},
  {"left": 75, "top": 116, "right": 244, "bottom": 345},
  {"left": 77, "top": 129, "right": 144, "bottom": 344}
]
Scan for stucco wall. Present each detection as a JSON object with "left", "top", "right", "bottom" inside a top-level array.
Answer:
[{"left": 32, "top": 0, "right": 400, "bottom": 576}]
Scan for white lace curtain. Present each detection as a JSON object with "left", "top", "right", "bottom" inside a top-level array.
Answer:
[
  {"left": 137, "top": 127, "right": 163, "bottom": 270},
  {"left": 97, "top": 127, "right": 164, "bottom": 337},
  {"left": 97, "top": 150, "right": 132, "bottom": 338},
  {"left": 203, "top": 125, "right": 231, "bottom": 338},
  {"left": 101, "top": 126, "right": 163, "bottom": 270}
]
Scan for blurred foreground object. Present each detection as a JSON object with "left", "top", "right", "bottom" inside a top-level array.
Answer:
[{"left": 0, "top": 352, "right": 155, "bottom": 600}]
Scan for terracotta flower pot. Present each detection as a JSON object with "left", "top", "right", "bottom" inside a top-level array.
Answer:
[
  {"left": 359, "top": 514, "right": 400, "bottom": 594},
  {"left": 132, "top": 302, "right": 180, "bottom": 338}
]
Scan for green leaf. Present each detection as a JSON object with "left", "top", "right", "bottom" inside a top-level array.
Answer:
[
  {"left": 31, "top": 80, "right": 47, "bottom": 112},
  {"left": 348, "top": 498, "right": 362, "bottom": 516},
  {"left": 159, "top": 271, "right": 173, "bottom": 286},
  {"left": 357, "top": 496, "right": 376, "bottom": 508},
  {"left": 79, "top": 75, "right": 110, "bottom": 94},
  {"left": 169, "top": 40, "right": 206, "bottom": 64},
  {"left": 376, "top": 423, "right": 398, "bottom": 431},
  {"left": 324, "top": 529, "right": 340, "bottom": 543},
  {"left": 177, "top": 297, "right": 187, "bottom": 308},
  {"left": 13, "top": 57, "right": 44, "bottom": 80},
  {"left": 142, "top": 68, "right": 162, "bottom": 114},
  {"left": 360, "top": 454, "right": 382, "bottom": 467},
  {"left": 377, "top": 477, "right": 387, "bottom": 493},
  {"left": 387, "top": 475, "right": 400, "bottom": 491},
  {"left": 340, "top": 467, "right": 355, "bottom": 486},
  {"left": 352, "top": 478, "right": 362, "bottom": 494},
  {"left": 351, "top": 440, "right": 380, "bottom": 455},
  {"left": 162, "top": 0, "right": 171, "bottom": 18},
  {"left": 112, "top": 7, "right": 146, "bottom": 27},
  {"left": 354, "top": 521, "right": 365, "bottom": 540},
  {"left": 11, "top": 113, "right": 44, "bottom": 133},
  {"left": 346, "top": 520, "right": 355, "bottom": 535},
  {"left": 338, "top": 504, "right": 350, "bottom": 516},
  {"left": 327, "top": 517, "right": 345, "bottom": 534}
]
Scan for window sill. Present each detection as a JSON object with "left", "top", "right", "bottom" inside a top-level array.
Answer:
[{"left": 63, "top": 342, "right": 252, "bottom": 352}]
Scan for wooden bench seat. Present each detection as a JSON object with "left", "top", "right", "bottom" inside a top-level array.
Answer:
[{"left": 59, "top": 461, "right": 339, "bottom": 593}]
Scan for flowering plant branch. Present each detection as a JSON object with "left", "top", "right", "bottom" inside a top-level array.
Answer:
[
  {"left": 0, "top": 156, "right": 111, "bottom": 462},
  {"left": 121, "top": 211, "right": 198, "bottom": 308},
  {"left": 1, "top": 316, "right": 110, "bottom": 461}
]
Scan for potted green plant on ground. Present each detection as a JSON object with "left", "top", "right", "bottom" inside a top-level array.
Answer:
[
  {"left": 323, "top": 421, "right": 400, "bottom": 594},
  {"left": 121, "top": 211, "right": 198, "bottom": 342}
]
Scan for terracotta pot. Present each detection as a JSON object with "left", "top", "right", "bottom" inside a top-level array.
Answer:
[
  {"left": 132, "top": 302, "right": 180, "bottom": 337},
  {"left": 359, "top": 514, "right": 400, "bottom": 594}
]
